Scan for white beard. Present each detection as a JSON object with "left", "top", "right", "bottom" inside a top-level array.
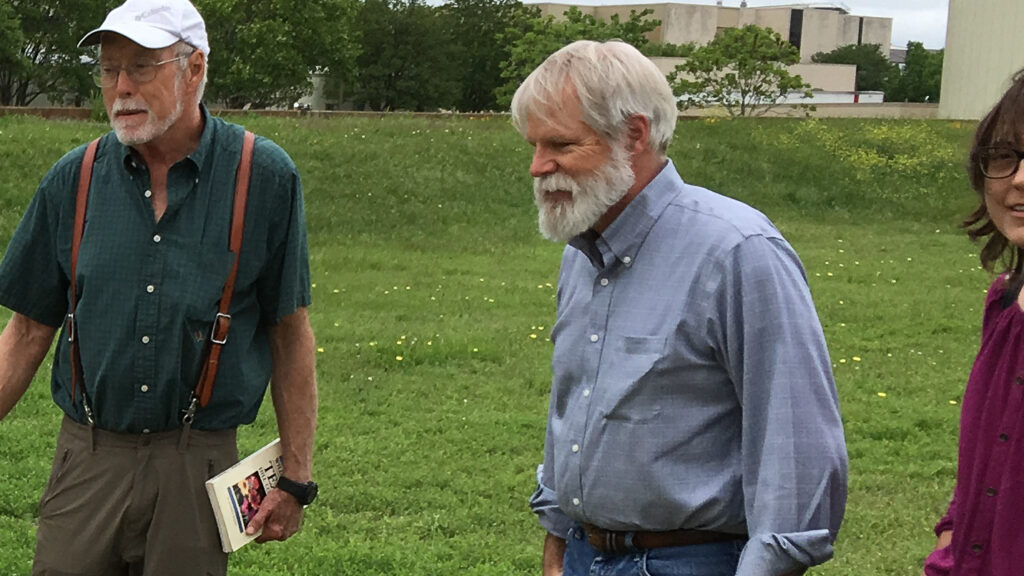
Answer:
[
  {"left": 110, "top": 75, "right": 185, "bottom": 146},
  {"left": 533, "top": 145, "right": 635, "bottom": 243}
]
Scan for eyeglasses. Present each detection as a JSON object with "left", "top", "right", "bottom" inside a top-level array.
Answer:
[
  {"left": 92, "top": 55, "right": 189, "bottom": 88},
  {"left": 977, "top": 145, "right": 1024, "bottom": 179}
]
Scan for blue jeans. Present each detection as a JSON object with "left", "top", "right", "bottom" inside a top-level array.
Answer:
[{"left": 563, "top": 526, "right": 744, "bottom": 576}]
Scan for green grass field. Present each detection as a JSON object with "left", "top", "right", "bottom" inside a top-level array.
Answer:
[{"left": 0, "top": 113, "right": 986, "bottom": 575}]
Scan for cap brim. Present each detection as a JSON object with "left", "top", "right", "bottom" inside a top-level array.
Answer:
[{"left": 78, "top": 26, "right": 181, "bottom": 50}]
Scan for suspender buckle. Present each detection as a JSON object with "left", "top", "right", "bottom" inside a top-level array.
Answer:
[
  {"left": 209, "top": 313, "right": 231, "bottom": 345},
  {"left": 66, "top": 313, "right": 75, "bottom": 342}
]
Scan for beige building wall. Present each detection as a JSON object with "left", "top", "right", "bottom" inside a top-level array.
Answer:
[
  {"left": 649, "top": 57, "right": 855, "bottom": 93},
  {"left": 662, "top": 4, "right": 718, "bottom": 45},
  {"left": 741, "top": 7, "right": 791, "bottom": 39},
  {"left": 799, "top": 9, "right": 842, "bottom": 62},
  {"left": 530, "top": 2, "right": 892, "bottom": 68},
  {"left": 860, "top": 17, "right": 892, "bottom": 49},
  {"left": 718, "top": 6, "right": 740, "bottom": 28},
  {"left": 939, "top": 0, "right": 1024, "bottom": 120},
  {"left": 792, "top": 63, "right": 856, "bottom": 92},
  {"left": 839, "top": 15, "right": 859, "bottom": 46}
]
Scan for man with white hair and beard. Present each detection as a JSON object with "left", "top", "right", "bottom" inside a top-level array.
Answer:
[
  {"left": 513, "top": 40, "right": 848, "bottom": 576},
  {"left": 0, "top": 1, "right": 318, "bottom": 574}
]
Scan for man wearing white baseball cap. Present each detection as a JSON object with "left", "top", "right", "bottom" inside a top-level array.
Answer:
[{"left": 0, "top": 0, "right": 319, "bottom": 574}]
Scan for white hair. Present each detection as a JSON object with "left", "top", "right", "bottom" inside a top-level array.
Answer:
[
  {"left": 511, "top": 40, "right": 678, "bottom": 155},
  {"left": 173, "top": 41, "right": 207, "bottom": 103}
]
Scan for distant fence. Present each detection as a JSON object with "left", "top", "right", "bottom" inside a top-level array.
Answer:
[{"left": 2, "top": 103, "right": 941, "bottom": 122}]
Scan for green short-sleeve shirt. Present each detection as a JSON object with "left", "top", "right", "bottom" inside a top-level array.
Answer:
[{"left": 0, "top": 107, "right": 312, "bottom": 432}]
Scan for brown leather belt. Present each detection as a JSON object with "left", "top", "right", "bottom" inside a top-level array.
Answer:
[{"left": 583, "top": 523, "right": 746, "bottom": 554}]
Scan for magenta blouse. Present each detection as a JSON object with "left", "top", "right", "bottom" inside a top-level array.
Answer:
[{"left": 924, "top": 275, "right": 1024, "bottom": 575}]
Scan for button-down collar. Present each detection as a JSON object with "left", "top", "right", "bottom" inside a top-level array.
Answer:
[{"left": 569, "top": 159, "right": 682, "bottom": 270}]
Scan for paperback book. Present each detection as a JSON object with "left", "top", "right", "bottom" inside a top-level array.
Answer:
[{"left": 205, "top": 438, "right": 283, "bottom": 553}]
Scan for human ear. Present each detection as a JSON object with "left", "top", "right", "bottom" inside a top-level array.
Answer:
[{"left": 625, "top": 114, "right": 651, "bottom": 155}]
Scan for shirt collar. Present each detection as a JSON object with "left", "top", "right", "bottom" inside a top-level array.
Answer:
[
  {"left": 120, "top": 103, "right": 214, "bottom": 173},
  {"left": 569, "top": 159, "right": 684, "bottom": 270}
]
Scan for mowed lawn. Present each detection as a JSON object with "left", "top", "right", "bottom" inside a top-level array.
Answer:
[{"left": 0, "top": 113, "right": 984, "bottom": 575}]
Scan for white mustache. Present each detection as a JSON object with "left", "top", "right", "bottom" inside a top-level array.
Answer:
[
  {"left": 111, "top": 99, "right": 149, "bottom": 115},
  {"left": 535, "top": 172, "right": 579, "bottom": 196}
]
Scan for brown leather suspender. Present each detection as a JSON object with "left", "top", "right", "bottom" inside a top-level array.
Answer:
[
  {"left": 70, "top": 131, "right": 255, "bottom": 425},
  {"left": 194, "top": 130, "right": 255, "bottom": 409},
  {"left": 69, "top": 138, "right": 100, "bottom": 423}
]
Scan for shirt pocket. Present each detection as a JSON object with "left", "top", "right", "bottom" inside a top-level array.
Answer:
[
  {"left": 178, "top": 246, "right": 235, "bottom": 390},
  {"left": 181, "top": 247, "right": 236, "bottom": 322},
  {"left": 601, "top": 334, "right": 668, "bottom": 423}
]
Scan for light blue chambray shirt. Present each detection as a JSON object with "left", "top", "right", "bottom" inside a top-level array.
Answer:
[{"left": 529, "top": 160, "right": 848, "bottom": 576}]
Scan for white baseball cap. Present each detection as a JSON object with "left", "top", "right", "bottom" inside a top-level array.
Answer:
[{"left": 78, "top": 0, "right": 210, "bottom": 56}]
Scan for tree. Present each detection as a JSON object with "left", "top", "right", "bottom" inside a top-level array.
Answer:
[
  {"left": 439, "top": 0, "right": 530, "bottom": 111},
  {"left": 887, "top": 41, "right": 943, "bottom": 103},
  {"left": 642, "top": 41, "right": 695, "bottom": 58},
  {"left": 495, "top": 7, "right": 660, "bottom": 108},
  {"left": 812, "top": 43, "right": 897, "bottom": 92},
  {"left": 350, "top": 0, "right": 463, "bottom": 111},
  {"left": 0, "top": 1, "right": 109, "bottom": 106},
  {"left": 196, "top": 0, "right": 359, "bottom": 109},
  {"left": 669, "top": 24, "right": 810, "bottom": 117}
]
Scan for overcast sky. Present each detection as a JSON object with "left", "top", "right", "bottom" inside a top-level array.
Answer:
[{"left": 525, "top": 0, "right": 950, "bottom": 49}]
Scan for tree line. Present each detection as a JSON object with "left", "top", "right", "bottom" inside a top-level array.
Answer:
[{"left": 0, "top": 0, "right": 940, "bottom": 112}]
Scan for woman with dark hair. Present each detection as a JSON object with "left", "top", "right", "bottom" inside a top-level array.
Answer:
[{"left": 923, "top": 71, "right": 1024, "bottom": 576}]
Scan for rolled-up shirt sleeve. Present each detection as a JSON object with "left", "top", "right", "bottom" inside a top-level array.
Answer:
[
  {"left": 529, "top": 464, "right": 574, "bottom": 539},
  {"left": 714, "top": 235, "right": 849, "bottom": 576},
  {"left": 923, "top": 494, "right": 956, "bottom": 576}
]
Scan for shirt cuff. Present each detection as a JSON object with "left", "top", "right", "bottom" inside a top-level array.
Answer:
[
  {"left": 923, "top": 544, "right": 953, "bottom": 576},
  {"left": 934, "top": 514, "right": 954, "bottom": 536},
  {"left": 528, "top": 465, "right": 574, "bottom": 539},
  {"left": 735, "top": 529, "right": 834, "bottom": 576}
]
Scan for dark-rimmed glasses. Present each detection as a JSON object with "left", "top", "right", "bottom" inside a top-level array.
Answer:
[
  {"left": 977, "top": 145, "right": 1024, "bottom": 179},
  {"left": 92, "top": 55, "right": 189, "bottom": 88}
]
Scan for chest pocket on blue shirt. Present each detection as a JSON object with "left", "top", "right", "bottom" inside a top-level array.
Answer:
[{"left": 602, "top": 334, "right": 668, "bottom": 423}]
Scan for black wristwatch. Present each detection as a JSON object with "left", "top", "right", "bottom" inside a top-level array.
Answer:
[{"left": 276, "top": 475, "right": 318, "bottom": 506}]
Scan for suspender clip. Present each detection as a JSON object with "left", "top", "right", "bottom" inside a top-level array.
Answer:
[{"left": 181, "top": 394, "right": 199, "bottom": 425}]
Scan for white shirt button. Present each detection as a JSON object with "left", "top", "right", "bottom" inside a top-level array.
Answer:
[
  {"left": 140, "top": 385, "right": 149, "bottom": 392},
  {"left": 583, "top": 389, "right": 591, "bottom": 397},
  {"left": 142, "top": 428, "right": 150, "bottom": 434},
  {"left": 572, "top": 498, "right": 581, "bottom": 506},
  {"left": 141, "top": 335, "right": 150, "bottom": 344},
  {"left": 146, "top": 284, "right": 155, "bottom": 293},
  {"left": 600, "top": 278, "right": 609, "bottom": 286},
  {"left": 571, "top": 444, "right": 580, "bottom": 453},
  {"left": 144, "top": 189, "right": 152, "bottom": 198},
  {"left": 590, "top": 334, "right": 599, "bottom": 342},
  {"left": 152, "top": 234, "right": 161, "bottom": 243},
  {"left": 623, "top": 256, "right": 632, "bottom": 265}
]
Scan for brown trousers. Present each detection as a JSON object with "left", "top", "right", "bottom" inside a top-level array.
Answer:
[{"left": 33, "top": 416, "right": 238, "bottom": 576}]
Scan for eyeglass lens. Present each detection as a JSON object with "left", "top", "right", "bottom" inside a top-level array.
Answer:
[{"left": 981, "top": 148, "right": 1023, "bottom": 179}]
